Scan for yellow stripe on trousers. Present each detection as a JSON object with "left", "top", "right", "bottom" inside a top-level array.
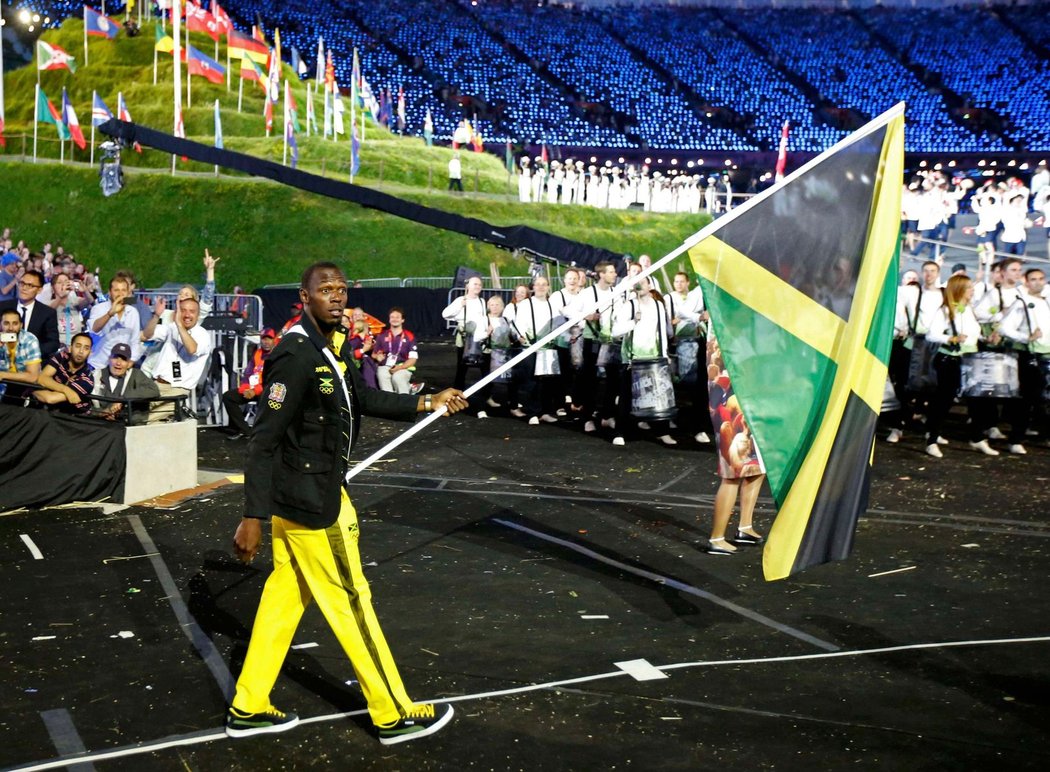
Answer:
[{"left": 232, "top": 490, "right": 412, "bottom": 725}]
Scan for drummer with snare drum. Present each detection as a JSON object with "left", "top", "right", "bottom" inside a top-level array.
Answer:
[
  {"left": 923, "top": 275, "right": 1002, "bottom": 458},
  {"left": 999, "top": 267, "right": 1050, "bottom": 447},
  {"left": 613, "top": 274, "right": 677, "bottom": 447},
  {"left": 664, "top": 271, "right": 714, "bottom": 445}
]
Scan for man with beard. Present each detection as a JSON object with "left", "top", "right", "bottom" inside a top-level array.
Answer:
[{"left": 31, "top": 332, "right": 94, "bottom": 414}]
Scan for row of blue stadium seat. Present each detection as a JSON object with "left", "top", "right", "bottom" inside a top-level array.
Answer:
[{"left": 14, "top": 1, "right": 1050, "bottom": 153}]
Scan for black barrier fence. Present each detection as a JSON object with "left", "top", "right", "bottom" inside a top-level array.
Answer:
[{"left": 254, "top": 287, "right": 454, "bottom": 337}]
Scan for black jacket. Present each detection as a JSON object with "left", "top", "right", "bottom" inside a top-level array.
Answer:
[
  {"left": 0, "top": 300, "right": 59, "bottom": 360},
  {"left": 245, "top": 314, "right": 418, "bottom": 528}
]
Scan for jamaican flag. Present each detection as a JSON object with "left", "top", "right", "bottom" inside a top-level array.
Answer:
[{"left": 688, "top": 104, "right": 904, "bottom": 581}]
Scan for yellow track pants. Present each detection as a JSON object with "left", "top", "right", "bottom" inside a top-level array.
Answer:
[{"left": 232, "top": 490, "right": 412, "bottom": 726}]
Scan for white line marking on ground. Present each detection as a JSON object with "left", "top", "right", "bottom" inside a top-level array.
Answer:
[
  {"left": 493, "top": 518, "right": 841, "bottom": 652},
  {"left": 615, "top": 659, "right": 669, "bottom": 682},
  {"left": 20, "top": 534, "right": 44, "bottom": 560},
  {"left": 868, "top": 566, "right": 917, "bottom": 578},
  {"left": 291, "top": 642, "right": 319, "bottom": 650},
  {"left": 12, "top": 635, "right": 1050, "bottom": 772}
]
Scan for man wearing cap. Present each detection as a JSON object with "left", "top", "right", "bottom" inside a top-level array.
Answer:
[
  {"left": 0, "top": 268, "right": 59, "bottom": 360},
  {"left": 0, "top": 252, "right": 21, "bottom": 303},
  {"left": 91, "top": 342, "right": 160, "bottom": 423},
  {"left": 950, "top": 263, "right": 969, "bottom": 278},
  {"left": 221, "top": 328, "right": 277, "bottom": 438},
  {"left": 32, "top": 333, "right": 95, "bottom": 415}
]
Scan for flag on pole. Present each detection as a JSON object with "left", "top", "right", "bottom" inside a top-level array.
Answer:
[
  {"left": 155, "top": 22, "right": 175, "bottom": 53},
  {"left": 287, "top": 86, "right": 301, "bottom": 133},
  {"left": 92, "top": 92, "right": 113, "bottom": 125},
  {"left": 423, "top": 108, "right": 433, "bottom": 146},
  {"left": 37, "top": 87, "right": 71, "bottom": 140},
  {"left": 84, "top": 6, "right": 120, "bottom": 39},
  {"left": 315, "top": 37, "right": 324, "bottom": 82},
  {"left": 540, "top": 143, "right": 548, "bottom": 165},
  {"left": 212, "top": 2, "right": 232, "bottom": 37},
  {"left": 285, "top": 82, "right": 298, "bottom": 169},
  {"left": 333, "top": 88, "right": 345, "bottom": 136},
  {"left": 0, "top": 118, "right": 6, "bottom": 149},
  {"left": 505, "top": 140, "right": 514, "bottom": 174},
  {"left": 377, "top": 88, "right": 390, "bottom": 127},
  {"left": 228, "top": 30, "right": 268, "bottom": 64},
  {"left": 38, "top": 40, "right": 78, "bottom": 73},
  {"left": 471, "top": 119, "right": 484, "bottom": 153},
  {"left": 273, "top": 28, "right": 282, "bottom": 83},
  {"left": 306, "top": 83, "right": 318, "bottom": 134},
  {"left": 214, "top": 99, "right": 223, "bottom": 149},
  {"left": 396, "top": 85, "right": 406, "bottom": 132},
  {"left": 240, "top": 56, "right": 266, "bottom": 91},
  {"left": 186, "top": 1, "right": 220, "bottom": 41},
  {"left": 774, "top": 120, "right": 790, "bottom": 182},
  {"left": 264, "top": 46, "right": 280, "bottom": 133},
  {"left": 324, "top": 51, "right": 336, "bottom": 137},
  {"left": 351, "top": 122, "right": 360, "bottom": 177},
  {"left": 117, "top": 92, "right": 142, "bottom": 152},
  {"left": 291, "top": 46, "right": 308, "bottom": 79},
  {"left": 686, "top": 105, "right": 905, "bottom": 581},
  {"left": 187, "top": 43, "right": 225, "bottom": 84},
  {"left": 62, "top": 87, "right": 86, "bottom": 149}
]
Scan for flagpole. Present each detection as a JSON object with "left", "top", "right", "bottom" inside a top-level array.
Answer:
[
  {"left": 172, "top": 0, "right": 182, "bottom": 174},
  {"left": 305, "top": 82, "right": 311, "bottom": 137},
  {"left": 214, "top": 98, "right": 220, "bottom": 176},
  {"left": 237, "top": 74, "right": 243, "bottom": 113},
  {"left": 33, "top": 83, "right": 39, "bottom": 163},
  {"left": 83, "top": 9, "right": 88, "bottom": 68},
  {"left": 282, "top": 79, "right": 288, "bottom": 166},
  {"left": 153, "top": 45, "right": 158, "bottom": 85},
  {"left": 90, "top": 90, "right": 96, "bottom": 165},
  {"left": 0, "top": 14, "right": 5, "bottom": 129}
]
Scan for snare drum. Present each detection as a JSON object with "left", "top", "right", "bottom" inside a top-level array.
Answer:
[
  {"left": 959, "top": 352, "right": 1020, "bottom": 399},
  {"left": 1039, "top": 355, "right": 1050, "bottom": 402},
  {"left": 674, "top": 339, "right": 700, "bottom": 385},
  {"left": 630, "top": 358, "right": 678, "bottom": 420},
  {"left": 534, "top": 348, "right": 560, "bottom": 378},
  {"left": 489, "top": 348, "right": 512, "bottom": 382},
  {"left": 462, "top": 336, "right": 484, "bottom": 367}
]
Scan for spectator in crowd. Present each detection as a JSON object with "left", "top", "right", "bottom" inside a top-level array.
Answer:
[
  {"left": 88, "top": 275, "right": 141, "bottom": 370},
  {"left": 373, "top": 307, "right": 418, "bottom": 394},
  {"left": 39, "top": 273, "right": 89, "bottom": 349},
  {"left": 144, "top": 297, "right": 214, "bottom": 421},
  {"left": 31, "top": 333, "right": 94, "bottom": 415},
  {"left": 341, "top": 307, "right": 379, "bottom": 389},
  {"left": 0, "top": 252, "right": 20, "bottom": 302},
  {"left": 0, "top": 269, "right": 59, "bottom": 361},
  {"left": 0, "top": 307, "right": 42, "bottom": 404},
  {"left": 91, "top": 342, "right": 160, "bottom": 423},
  {"left": 222, "top": 328, "right": 277, "bottom": 438}
]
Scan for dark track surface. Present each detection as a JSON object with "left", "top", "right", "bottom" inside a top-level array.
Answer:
[{"left": 3, "top": 344, "right": 1049, "bottom": 771}]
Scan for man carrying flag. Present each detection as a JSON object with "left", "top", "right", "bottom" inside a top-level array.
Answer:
[
  {"left": 62, "top": 87, "right": 86, "bottom": 150},
  {"left": 38, "top": 40, "right": 78, "bottom": 73}
]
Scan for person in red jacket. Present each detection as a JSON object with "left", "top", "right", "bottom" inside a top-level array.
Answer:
[{"left": 222, "top": 328, "right": 276, "bottom": 438}]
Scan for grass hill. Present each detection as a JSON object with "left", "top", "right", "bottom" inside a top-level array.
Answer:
[{"left": 0, "top": 18, "right": 709, "bottom": 288}]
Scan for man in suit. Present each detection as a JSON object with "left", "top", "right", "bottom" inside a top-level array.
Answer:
[{"left": 0, "top": 269, "right": 59, "bottom": 361}]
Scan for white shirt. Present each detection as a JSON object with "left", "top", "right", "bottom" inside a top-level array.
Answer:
[
  {"left": 16, "top": 299, "right": 37, "bottom": 331},
  {"left": 448, "top": 157, "right": 462, "bottom": 180},
  {"left": 441, "top": 295, "right": 488, "bottom": 342},
  {"left": 147, "top": 321, "right": 213, "bottom": 389},
  {"left": 512, "top": 296, "right": 557, "bottom": 344},
  {"left": 613, "top": 294, "right": 671, "bottom": 359},
  {"left": 88, "top": 301, "right": 142, "bottom": 370},
  {"left": 570, "top": 284, "right": 616, "bottom": 341},
  {"left": 926, "top": 304, "right": 981, "bottom": 355},
  {"left": 974, "top": 284, "right": 1022, "bottom": 325},
  {"left": 1000, "top": 293, "right": 1050, "bottom": 354}
]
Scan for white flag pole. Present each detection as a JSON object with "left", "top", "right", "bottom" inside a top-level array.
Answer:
[
  {"left": 90, "top": 90, "right": 96, "bottom": 166},
  {"left": 83, "top": 10, "right": 89, "bottom": 67},
  {"left": 33, "top": 83, "right": 39, "bottom": 163},
  {"left": 172, "top": 0, "right": 182, "bottom": 173},
  {"left": 282, "top": 79, "right": 288, "bottom": 166},
  {"left": 237, "top": 72, "right": 243, "bottom": 113}
]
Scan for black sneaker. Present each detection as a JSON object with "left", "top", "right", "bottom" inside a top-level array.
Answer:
[
  {"left": 225, "top": 706, "right": 300, "bottom": 738},
  {"left": 376, "top": 703, "right": 454, "bottom": 746}
]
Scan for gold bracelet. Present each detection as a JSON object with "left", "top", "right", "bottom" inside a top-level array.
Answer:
[{"left": 424, "top": 394, "right": 433, "bottom": 412}]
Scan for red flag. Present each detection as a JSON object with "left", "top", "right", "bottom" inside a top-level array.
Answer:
[
  {"left": 212, "top": 2, "right": 232, "bottom": 36},
  {"left": 541, "top": 143, "right": 548, "bottom": 165},
  {"left": 0, "top": 116, "right": 6, "bottom": 148},
  {"left": 186, "top": 1, "right": 220, "bottom": 42},
  {"left": 774, "top": 119, "right": 790, "bottom": 182},
  {"left": 187, "top": 44, "right": 226, "bottom": 84},
  {"left": 62, "top": 87, "right": 87, "bottom": 150}
]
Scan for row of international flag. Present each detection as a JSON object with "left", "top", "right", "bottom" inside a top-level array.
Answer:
[{"left": 25, "top": 2, "right": 424, "bottom": 170}]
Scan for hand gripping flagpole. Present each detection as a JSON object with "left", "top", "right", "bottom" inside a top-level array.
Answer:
[{"left": 344, "top": 102, "right": 909, "bottom": 484}]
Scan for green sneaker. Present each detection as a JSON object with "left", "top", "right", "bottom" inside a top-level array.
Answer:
[
  {"left": 376, "top": 703, "right": 454, "bottom": 746},
  {"left": 225, "top": 705, "right": 300, "bottom": 738}
]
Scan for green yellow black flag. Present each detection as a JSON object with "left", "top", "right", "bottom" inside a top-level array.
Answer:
[{"left": 687, "top": 104, "right": 904, "bottom": 581}]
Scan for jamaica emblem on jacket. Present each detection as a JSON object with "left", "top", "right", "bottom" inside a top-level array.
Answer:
[{"left": 319, "top": 376, "right": 335, "bottom": 395}]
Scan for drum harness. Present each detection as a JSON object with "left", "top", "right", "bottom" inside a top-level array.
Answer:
[{"left": 624, "top": 296, "right": 670, "bottom": 361}]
